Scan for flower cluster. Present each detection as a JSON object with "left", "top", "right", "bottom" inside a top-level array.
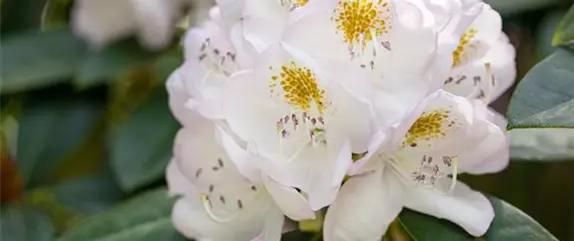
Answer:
[{"left": 165, "top": 0, "right": 516, "bottom": 240}]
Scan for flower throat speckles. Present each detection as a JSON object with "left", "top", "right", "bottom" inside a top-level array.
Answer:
[
  {"left": 269, "top": 61, "right": 326, "bottom": 114},
  {"left": 452, "top": 28, "right": 480, "bottom": 68},
  {"left": 403, "top": 110, "right": 455, "bottom": 148},
  {"left": 270, "top": 62, "right": 329, "bottom": 147},
  {"left": 197, "top": 38, "right": 238, "bottom": 76},
  {"left": 333, "top": 0, "right": 391, "bottom": 55}
]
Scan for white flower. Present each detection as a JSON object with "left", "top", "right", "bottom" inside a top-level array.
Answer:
[
  {"left": 222, "top": 43, "right": 376, "bottom": 210},
  {"left": 324, "top": 90, "right": 508, "bottom": 241},
  {"left": 214, "top": 0, "right": 327, "bottom": 53},
  {"left": 279, "top": 0, "right": 484, "bottom": 130},
  {"left": 167, "top": 118, "right": 315, "bottom": 241},
  {"left": 442, "top": 3, "right": 516, "bottom": 102},
  {"left": 72, "top": 0, "right": 210, "bottom": 50}
]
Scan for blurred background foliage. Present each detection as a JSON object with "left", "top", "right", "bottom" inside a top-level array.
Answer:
[{"left": 1, "top": 0, "right": 574, "bottom": 240}]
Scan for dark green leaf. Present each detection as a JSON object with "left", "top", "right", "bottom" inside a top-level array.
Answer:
[
  {"left": 1, "top": 28, "right": 87, "bottom": 94},
  {"left": 553, "top": 4, "right": 574, "bottom": 49},
  {"left": 536, "top": 10, "right": 565, "bottom": 58},
  {"left": 1, "top": 0, "right": 47, "bottom": 34},
  {"left": 74, "top": 38, "right": 158, "bottom": 89},
  {"left": 399, "top": 196, "right": 558, "bottom": 240},
  {"left": 53, "top": 173, "right": 125, "bottom": 214},
  {"left": 507, "top": 49, "right": 574, "bottom": 129},
  {"left": 1, "top": 204, "right": 54, "bottom": 241},
  {"left": 485, "top": 0, "right": 562, "bottom": 16},
  {"left": 57, "top": 188, "right": 186, "bottom": 241},
  {"left": 109, "top": 89, "right": 179, "bottom": 192},
  {"left": 282, "top": 231, "right": 317, "bottom": 241},
  {"left": 17, "top": 88, "right": 104, "bottom": 188}
]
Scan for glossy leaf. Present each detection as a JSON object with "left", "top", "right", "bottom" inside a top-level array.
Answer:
[
  {"left": 1, "top": 204, "right": 54, "bottom": 241},
  {"left": 57, "top": 188, "right": 185, "bottom": 241},
  {"left": 486, "top": 0, "right": 562, "bottom": 15},
  {"left": 507, "top": 49, "right": 574, "bottom": 129},
  {"left": 398, "top": 196, "right": 558, "bottom": 240},
  {"left": 510, "top": 129, "right": 574, "bottom": 161},
  {"left": 1, "top": 28, "right": 87, "bottom": 94},
  {"left": 53, "top": 173, "right": 125, "bottom": 214},
  {"left": 109, "top": 89, "right": 179, "bottom": 192},
  {"left": 74, "top": 38, "right": 158, "bottom": 89},
  {"left": 552, "top": 4, "right": 574, "bottom": 49},
  {"left": 16, "top": 88, "right": 104, "bottom": 188},
  {"left": 1, "top": 0, "right": 48, "bottom": 33}
]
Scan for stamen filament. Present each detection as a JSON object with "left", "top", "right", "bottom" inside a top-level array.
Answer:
[
  {"left": 200, "top": 194, "right": 237, "bottom": 223},
  {"left": 448, "top": 156, "right": 459, "bottom": 193}
]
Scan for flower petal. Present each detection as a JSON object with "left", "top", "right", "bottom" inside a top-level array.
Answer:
[
  {"left": 241, "top": 0, "right": 288, "bottom": 52},
  {"left": 402, "top": 179, "right": 494, "bottom": 237},
  {"left": 323, "top": 165, "right": 404, "bottom": 241},
  {"left": 216, "top": 124, "right": 261, "bottom": 182},
  {"left": 131, "top": 0, "right": 180, "bottom": 50},
  {"left": 71, "top": 0, "right": 135, "bottom": 49},
  {"left": 166, "top": 159, "right": 198, "bottom": 198},
  {"left": 166, "top": 67, "right": 200, "bottom": 126},
  {"left": 263, "top": 175, "right": 315, "bottom": 221},
  {"left": 172, "top": 196, "right": 271, "bottom": 241},
  {"left": 260, "top": 203, "right": 285, "bottom": 241},
  {"left": 460, "top": 121, "right": 509, "bottom": 175}
]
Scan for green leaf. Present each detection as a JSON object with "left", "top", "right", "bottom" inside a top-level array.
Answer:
[
  {"left": 536, "top": 10, "right": 565, "bottom": 58},
  {"left": 399, "top": 196, "right": 558, "bottom": 240},
  {"left": 74, "top": 38, "right": 158, "bottom": 89},
  {"left": 552, "top": 4, "right": 574, "bottom": 49},
  {"left": 1, "top": 28, "right": 87, "bottom": 94},
  {"left": 109, "top": 89, "right": 179, "bottom": 192},
  {"left": 0, "top": 0, "right": 47, "bottom": 34},
  {"left": 510, "top": 129, "right": 574, "bottom": 161},
  {"left": 53, "top": 173, "right": 125, "bottom": 214},
  {"left": 1, "top": 204, "right": 54, "bottom": 241},
  {"left": 16, "top": 89, "right": 104, "bottom": 188},
  {"left": 57, "top": 188, "right": 186, "bottom": 241},
  {"left": 485, "top": 0, "right": 562, "bottom": 16},
  {"left": 507, "top": 49, "right": 574, "bottom": 129}
]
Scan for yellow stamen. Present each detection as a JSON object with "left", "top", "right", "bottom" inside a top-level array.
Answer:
[
  {"left": 334, "top": 0, "right": 391, "bottom": 52},
  {"left": 270, "top": 62, "right": 326, "bottom": 114},
  {"left": 452, "top": 28, "right": 477, "bottom": 68},
  {"left": 403, "top": 110, "right": 450, "bottom": 147}
]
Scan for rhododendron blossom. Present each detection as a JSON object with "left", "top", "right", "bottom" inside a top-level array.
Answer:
[{"left": 166, "top": 0, "right": 515, "bottom": 240}]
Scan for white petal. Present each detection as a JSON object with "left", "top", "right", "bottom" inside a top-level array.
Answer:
[
  {"left": 166, "top": 159, "right": 198, "bottom": 198},
  {"left": 71, "top": 0, "right": 135, "bottom": 48},
  {"left": 242, "top": 0, "right": 288, "bottom": 52},
  {"left": 261, "top": 205, "right": 285, "bottom": 241},
  {"left": 173, "top": 122, "right": 250, "bottom": 192},
  {"left": 172, "top": 196, "right": 269, "bottom": 241},
  {"left": 461, "top": 121, "right": 509, "bottom": 175},
  {"left": 252, "top": 139, "right": 351, "bottom": 211},
  {"left": 488, "top": 107, "right": 507, "bottom": 130},
  {"left": 402, "top": 179, "right": 494, "bottom": 237},
  {"left": 263, "top": 175, "right": 315, "bottom": 221},
  {"left": 323, "top": 166, "right": 404, "bottom": 241},
  {"left": 216, "top": 125, "right": 261, "bottom": 182},
  {"left": 223, "top": 70, "right": 283, "bottom": 145},
  {"left": 131, "top": 0, "right": 180, "bottom": 50},
  {"left": 166, "top": 67, "right": 200, "bottom": 126},
  {"left": 282, "top": 12, "right": 348, "bottom": 62}
]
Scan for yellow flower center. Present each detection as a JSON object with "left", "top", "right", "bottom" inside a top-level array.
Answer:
[
  {"left": 403, "top": 110, "right": 451, "bottom": 147},
  {"left": 333, "top": 0, "right": 391, "bottom": 52},
  {"left": 452, "top": 28, "right": 477, "bottom": 68},
  {"left": 270, "top": 62, "right": 326, "bottom": 114}
]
